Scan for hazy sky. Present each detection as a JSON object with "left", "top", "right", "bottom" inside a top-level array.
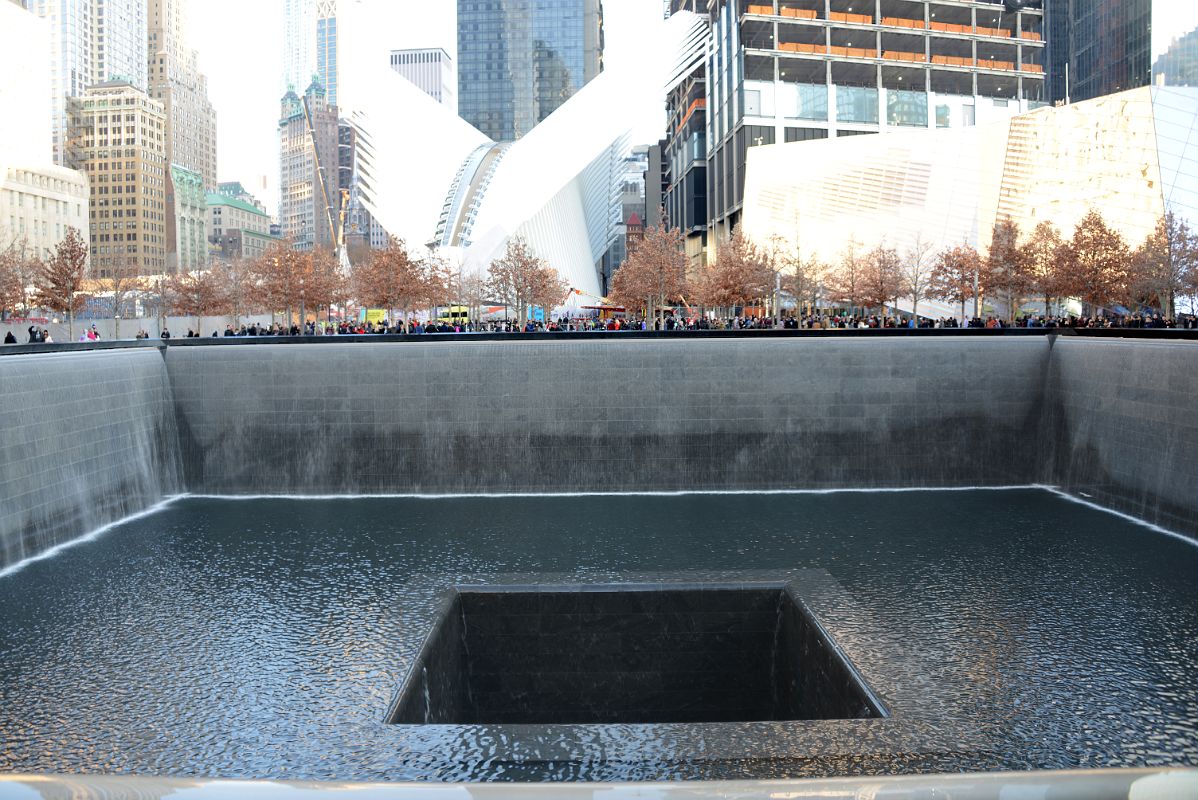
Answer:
[{"left": 190, "top": 0, "right": 662, "bottom": 214}]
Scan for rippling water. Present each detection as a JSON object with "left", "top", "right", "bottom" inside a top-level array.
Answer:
[{"left": 0, "top": 489, "right": 1195, "bottom": 781}]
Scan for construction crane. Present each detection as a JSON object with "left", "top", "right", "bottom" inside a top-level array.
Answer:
[{"left": 301, "top": 95, "right": 352, "bottom": 272}]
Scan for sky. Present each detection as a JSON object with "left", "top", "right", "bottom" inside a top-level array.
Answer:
[{"left": 190, "top": 0, "right": 663, "bottom": 215}]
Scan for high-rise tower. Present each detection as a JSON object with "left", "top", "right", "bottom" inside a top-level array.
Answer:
[
  {"left": 1046, "top": 0, "right": 1196, "bottom": 104},
  {"left": 457, "top": 0, "right": 604, "bottom": 141},
  {"left": 147, "top": 0, "right": 217, "bottom": 271},
  {"left": 283, "top": 0, "right": 317, "bottom": 95},
  {"left": 23, "top": 0, "right": 148, "bottom": 165}
]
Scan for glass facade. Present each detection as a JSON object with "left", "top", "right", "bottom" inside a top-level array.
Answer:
[
  {"left": 283, "top": 0, "right": 316, "bottom": 95},
  {"left": 317, "top": 14, "right": 338, "bottom": 107},
  {"left": 457, "top": 0, "right": 603, "bottom": 141},
  {"left": 698, "top": 0, "right": 1044, "bottom": 235},
  {"left": 1155, "top": 25, "right": 1198, "bottom": 87},
  {"left": 1046, "top": 0, "right": 1151, "bottom": 103}
]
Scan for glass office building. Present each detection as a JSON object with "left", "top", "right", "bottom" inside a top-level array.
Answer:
[
  {"left": 687, "top": 0, "right": 1046, "bottom": 240},
  {"left": 1046, "top": 0, "right": 1198, "bottom": 103},
  {"left": 457, "top": 0, "right": 604, "bottom": 141}
]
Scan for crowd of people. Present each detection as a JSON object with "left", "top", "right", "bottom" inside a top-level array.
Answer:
[{"left": 5, "top": 311, "right": 1198, "bottom": 344}]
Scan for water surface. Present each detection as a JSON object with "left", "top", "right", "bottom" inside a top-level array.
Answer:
[{"left": 0, "top": 490, "right": 1195, "bottom": 780}]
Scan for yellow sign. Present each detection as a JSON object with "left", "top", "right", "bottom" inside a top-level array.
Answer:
[{"left": 365, "top": 309, "right": 387, "bottom": 324}]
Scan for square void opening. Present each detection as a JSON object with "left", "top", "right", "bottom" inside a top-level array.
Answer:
[{"left": 388, "top": 585, "right": 885, "bottom": 725}]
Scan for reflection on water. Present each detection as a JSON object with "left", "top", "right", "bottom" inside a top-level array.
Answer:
[{"left": 0, "top": 490, "right": 1194, "bottom": 781}]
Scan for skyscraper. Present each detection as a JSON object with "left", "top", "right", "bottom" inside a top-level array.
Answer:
[
  {"left": 66, "top": 81, "right": 168, "bottom": 276},
  {"left": 1045, "top": 0, "right": 1151, "bottom": 104},
  {"left": 316, "top": 0, "right": 341, "bottom": 107},
  {"left": 283, "top": 0, "right": 317, "bottom": 95},
  {"left": 147, "top": 0, "right": 218, "bottom": 271},
  {"left": 279, "top": 82, "right": 339, "bottom": 252},
  {"left": 668, "top": 0, "right": 1046, "bottom": 257},
  {"left": 457, "top": 0, "right": 604, "bottom": 141},
  {"left": 147, "top": 0, "right": 217, "bottom": 188},
  {"left": 23, "top": 0, "right": 148, "bottom": 164},
  {"left": 0, "top": 1, "right": 89, "bottom": 261}
]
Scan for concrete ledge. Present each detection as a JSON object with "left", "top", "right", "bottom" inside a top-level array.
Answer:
[{"left": 0, "top": 768, "right": 1192, "bottom": 799}]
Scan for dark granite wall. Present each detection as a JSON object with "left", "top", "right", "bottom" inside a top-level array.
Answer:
[
  {"left": 164, "top": 339, "right": 1052, "bottom": 494},
  {"left": 0, "top": 350, "right": 182, "bottom": 570},
  {"left": 2, "top": 335, "right": 1196, "bottom": 572},
  {"left": 390, "top": 586, "right": 881, "bottom": 725},
  {"left": 1044, "top": 338, "right": 1198, "bottom": 533}
]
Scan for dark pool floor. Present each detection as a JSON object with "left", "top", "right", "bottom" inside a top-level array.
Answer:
[{"left": 0, "top": 489, "right": 1195, "bottom": 781}]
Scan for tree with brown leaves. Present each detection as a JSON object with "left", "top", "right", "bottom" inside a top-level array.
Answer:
[
  {"left": 1057, "top": 209, "right": 1130, "bottom": 315},
  {"left": 608, "top": 222, "right": 688, "bottom": 327},
  {"left": 419, "top": 252, "right": 452, "bottom": 321},
  {"left": 929, "top": 242, "right": 981, "bottom": 322},
  {"left": 982, "top": 219, "right": 1032, "bottom": 322},
  {"left": 352, "top": 238, "right": 424, "bottom": 327},
  {"left": 487, "top": 236, "right": 565, "bottom": 327},
  {"left": 860, "top": 243, "right": 905, "bottom": 317},
  {"left": 300, "top": 248, "right": 345, "bottom": 325},
  {"left": 251, "top": 241, "right": 322, "bottom": 327},
  {"left": 211, "top": 257, "right": 260, "bottom": 327},
  {"left": 825, "top": 240, "right": 867, "bottom": 314},
  {"left": 0, "top": 239, "right": 35, "bottom": 318},
  {"left": 696, "top": 226, "right": 776, "bottom": 314},
  {"left": 1022, "top": 221, "right": 1066, "bottom": 317},
  {"left": 167, "top": 269, "right": 230, "bottom": 336},
  {"left": 35, "top": 226, "right": 89, "bottom": 339},
  {"left": 1127, "top": 212, "right": 1197, "bottom": 319}
]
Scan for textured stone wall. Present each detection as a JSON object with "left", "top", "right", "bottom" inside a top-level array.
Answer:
[
  {"left": 3, "top": 336, "right": 1195, "bottom": 572},
  {"left": 0, "top": 350, "right": 182, "bottom": 570},
  {"left": 1045, "top": 338, "right": 1198, "bottom": 533},
  {"left": 164, "top": 339, "right": 1052, "bottom": 494}
]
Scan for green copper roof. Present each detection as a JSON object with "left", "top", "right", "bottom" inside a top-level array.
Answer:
[{"left": 206, "top": 192, "right": 269, "bottom": 218}]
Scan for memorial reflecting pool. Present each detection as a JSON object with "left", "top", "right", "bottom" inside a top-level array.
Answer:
[{"left": 0, "top": 489, "right": 1195, "bottom": 781}]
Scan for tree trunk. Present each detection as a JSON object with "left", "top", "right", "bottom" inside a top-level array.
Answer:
[{"left": 68, "top": 307, "right": 74, "bottom": 341}]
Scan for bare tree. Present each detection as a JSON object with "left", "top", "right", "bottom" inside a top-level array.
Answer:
[
  {"left": 903, "top": 233, "right": 936, "bottom": 320},
  {"left": 212, "top": 257, "right": 260, "bottom": 327},
  {"left": 487, "top": 236, "right": 560, "bottom": 327},
  {"left": 94, "top": 256, "right": 143, "bottom": 339},
  {"left": 35, "top": 226, "right": 89, "bottom": 339}
]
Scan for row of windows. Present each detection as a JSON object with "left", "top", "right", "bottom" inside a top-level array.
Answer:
[
  {"left": 6, "top": 218, "right": 67, "bottom": 240},
  {"left": 5, "top": 171, "right": 85, "bottom": 198},
  {"left": 4, "top": 191, "right": 82, "bottom": 216}
]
